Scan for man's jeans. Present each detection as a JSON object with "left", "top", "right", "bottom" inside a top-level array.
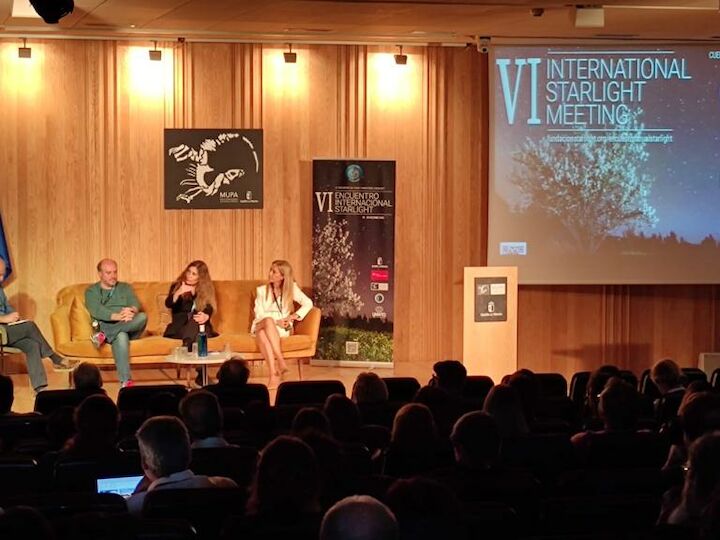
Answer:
[{"left": 99, "top": 313, "right": 147, "bottom": 383}]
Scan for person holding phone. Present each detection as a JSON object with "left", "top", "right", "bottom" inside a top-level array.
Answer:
[{"left": 252, "top": 260, "right": 313, "bottom": 389}]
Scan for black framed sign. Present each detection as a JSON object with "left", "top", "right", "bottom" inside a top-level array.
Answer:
[
  {"left": 474, "top": 277, "right": 508, "bottom": 322},
  {"left": 164, "top": 129, "right": 263, "bottom": 209}
]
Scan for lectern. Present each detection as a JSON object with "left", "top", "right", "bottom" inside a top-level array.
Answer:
[{"left": 463, "top": 267, "right": 518, "bottom": 384}]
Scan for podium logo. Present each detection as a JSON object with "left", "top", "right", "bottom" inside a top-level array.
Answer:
[
  {"left": 500, "top": 242, "right": 527, "bottom": 256},
  {"left": 496, "top": 58, "right": 542, "bottom": 126}
]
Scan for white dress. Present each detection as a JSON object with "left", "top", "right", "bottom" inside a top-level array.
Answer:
[{"left": 251, "top": 283, "right": 313, "bottom": 337}]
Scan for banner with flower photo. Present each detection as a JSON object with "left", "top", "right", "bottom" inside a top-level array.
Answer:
[{"left": 312, "top": 160, "right": 395, "bottom": 366}]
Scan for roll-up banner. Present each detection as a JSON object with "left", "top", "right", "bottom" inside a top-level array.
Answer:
[{"left": 312, "top": 160, "right": 396, "bottom": 367}]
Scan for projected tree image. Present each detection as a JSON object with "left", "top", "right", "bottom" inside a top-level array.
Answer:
[
  {"left": 512, "top": 111, "right": 658, "bottom": 253},
  {"left": 312, "top": 218, "right": 364, "bottom": 318}
]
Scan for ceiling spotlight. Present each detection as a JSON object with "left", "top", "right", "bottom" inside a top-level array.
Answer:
[
  {"left": 284, "top": 44, "right": 297, "bottom": 63},
  {"left": 18, "top": 38, "right": 32, "bottom": 59},
  {"left": 149, "top": 41, "right": 162, "bottom": 61},
  {"left": 394, "top": 45, "right": 407, "bottom": 65}
]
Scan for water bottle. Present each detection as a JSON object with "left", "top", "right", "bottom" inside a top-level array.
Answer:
[{"left": 197, "top": 324, "right": 208, "bottom": 358}]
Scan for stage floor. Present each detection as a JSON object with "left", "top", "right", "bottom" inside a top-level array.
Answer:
[{"left": 9, "top": 360, "right": 434, "bottom": 413}]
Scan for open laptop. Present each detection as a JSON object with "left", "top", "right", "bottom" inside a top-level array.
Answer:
[{"left": 96, "top": 475, "right": 144, "bottom": 499}]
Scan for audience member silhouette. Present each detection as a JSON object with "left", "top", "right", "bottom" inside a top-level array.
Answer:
[
  {"left": 58, "top": 394, "right": 120, "bottom": 460},
  {"left": 291, "top": 407, "right": 331, "bottom": 437},
  {"left": 483, "top": 384, "right": 529, "bottom": 438},
  {"left": 666, "top": 431, "right": 720, "bottom": 526},
  {"left": 291, "top": 408, "right": 345, "bottom": 507},
  {"left": 0, "top": 374, "right": 16, "bottom": 415},
  {"left": 126, "top": 416, "right": 237, "bottom": 515},
  {"left": 584, "top": 364, "right": 622, "bottom": 425},
  {"left": 351, "top": 372, "right": 389, "bottom": 404},
  {"left": 71, "top": 362, "right": 106, "bottom": 396},
  {"left": 216, "top": 357, "right": 250, "bottom": 387},
  {"left": 663, "top": 392, "right": 720, "bottom": 475},
  {"left": 245, "top": 435, "right": 322, "bottom": 536},
  {"left": 384, "top": 403, "right": 442, "bottom": 477},
  {"left": 431, "top": 411, "right": 539, "bottom": 506},
  {"left": 505, "top": 369, "right": 540, "bottom": 428},
  {"left": 651, "top": 358, "right": 686, "bottom": 426},
  {"left": 324, "top": 394, "right": 362, "bottom": 444},
  {"left": 430, "top": 360, "right": 467, "bottom": 397},
  {"left": 413, "top": 385, "right": 464, "bottom": 440},
  {"left": 179, "top": 390, "right": 229, "bottom": 448},
  {"left": 320, "top": 495, "right": 398, "bottom": 540},
  {"left": 352, "top": 372, "right": 394, "bottom": 426},
  {"left": 572, "top": 377, "right": 666, "bottom": 467}
]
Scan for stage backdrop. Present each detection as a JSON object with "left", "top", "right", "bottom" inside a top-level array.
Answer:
[
  {"left": 164, "top": 129, "right": 263, "bottom": 209},
  {"left": 312, "top": 160, "right": 396, "bottom": 365}
]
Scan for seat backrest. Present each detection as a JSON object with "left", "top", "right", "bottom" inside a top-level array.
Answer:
[
  {"left": 639, "top": 369, "right": 661, "bottom": 399},
  {"left": 190, "top": 445, "right": 258, "bottom": 488},
  {"left": 53, "top": 451, "right": 143, "bottom": 492},
  {"left": 569, "top": 371, "right": 590, "bottom": 407},
  {"left": 3, "top": 492, "right": 128, "bottom": 518},
  {"left": 143, "top": 488, "right": 247, "bottom": 538},
  {"left": 205, "top": 383, "right": 270, "bottom": 408},
  {"left": 381, "top": 377, "right": 421, "bottom": 403},
  {"left": 712, "top": 368, "right": 720, "bottom": 390},
  {"left": 67, "top": 514, "right": 196, "bottom": 540},
  {"left": 681, "top": 367, "right": 707, "bottom": 385},
  {"left": 536, "top": 373, "right": 568, "bottom": 398},
  {"left": 619, "top": 370, "right": 638, "bottom": 390},
  {"left": 34, "top": 389, "right": 89, "bottom": 415},
  {"left": 463, "top": 375, "right": 494, "bottom": 406},
  {"left": 117, "top": 384, "right": 188, "bottom": 412},
  {"left": 275, "top": 380, "right": 346, "bottom": 406},
  {"left": 501, "top": 433, "right": 576, "bottom": 477},
  {"left": 0, "top": 413, "right": 47, "bottom": 452},
  {"left": 0, "top": 456, "right": 40, "bottom": 496}
]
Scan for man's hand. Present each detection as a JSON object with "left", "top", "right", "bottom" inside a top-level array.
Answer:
[
  {"left": 193, "top": 311, "right": 210, "bottom": 325},
  {"left": 0, "top": 312, "right": 21, "bottom": 324},
  {"left": 111, "top": 308, "right": 136, "bottom": 322}
]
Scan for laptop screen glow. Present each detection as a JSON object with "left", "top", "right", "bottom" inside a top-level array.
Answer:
[{"left": 96, "top": 475, "right": 143, "bottom": 498}]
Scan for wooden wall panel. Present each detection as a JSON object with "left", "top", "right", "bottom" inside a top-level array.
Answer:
[{"left": 1, "top": 39, "right": 718, "bottom": 383}]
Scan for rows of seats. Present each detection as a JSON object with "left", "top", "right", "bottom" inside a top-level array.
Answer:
[{"left": 0, "top": 365, "right": 718, "bottom": 539}]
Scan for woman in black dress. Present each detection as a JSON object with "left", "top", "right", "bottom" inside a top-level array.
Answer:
[{"left": 163, "top": 260, "right": 218, "bottom": 349}]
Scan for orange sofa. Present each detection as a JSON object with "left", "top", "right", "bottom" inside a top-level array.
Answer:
[{"left": 50, "top": 281, "right": 321, "bottom": 370}]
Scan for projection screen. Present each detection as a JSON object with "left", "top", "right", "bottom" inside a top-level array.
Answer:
[{"left": 488, "top": 45, "right": 720, "bottom": 284}]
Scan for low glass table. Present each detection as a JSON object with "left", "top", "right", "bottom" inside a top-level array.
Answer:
[{"left": 165, "top": 351, "right": 233, "bottom": 387}]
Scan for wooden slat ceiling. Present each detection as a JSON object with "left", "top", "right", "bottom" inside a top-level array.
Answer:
[{"left": 0, "top": 0, "right": 718, "bottom": 42}]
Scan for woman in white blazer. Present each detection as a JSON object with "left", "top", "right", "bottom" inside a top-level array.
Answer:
[{"left": 252, "top": 260, "right": 313, "bottom": 388}]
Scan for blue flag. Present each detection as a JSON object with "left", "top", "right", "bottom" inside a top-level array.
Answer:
[{"left": 0, "top": 212, "right": 11, "bottom": 279}]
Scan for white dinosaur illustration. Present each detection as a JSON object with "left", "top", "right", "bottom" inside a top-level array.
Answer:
[{"left": 168, "top": 132, "right": 245, "bottom": 203}]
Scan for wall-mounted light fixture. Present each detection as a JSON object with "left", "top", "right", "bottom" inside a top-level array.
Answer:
[
  {"left": 283, "top": 43, "right": 297, "bottom": 64},
  {"left": 18, "top": 38, "right": 32, "bottom": 59},
  {"left": 149, "top": 41, "right": 162, "bottom": 61},
  {"left": 394, "top": 45, "right": 407, "bottom": 65}
]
